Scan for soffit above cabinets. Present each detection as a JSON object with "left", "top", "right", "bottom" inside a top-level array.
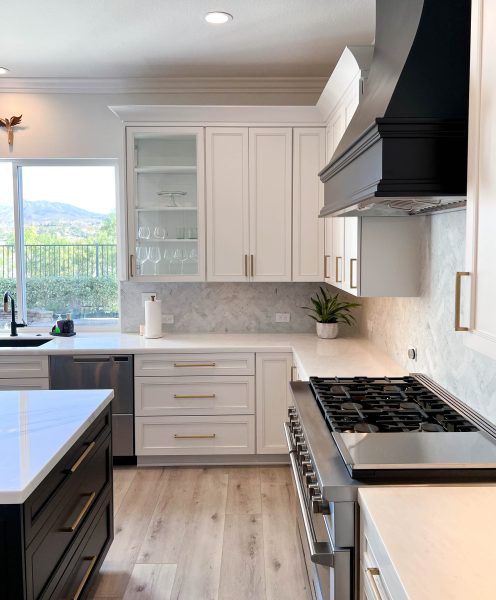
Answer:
[{"left": 0, "top": 0, "right": 374, "bottom": 80}]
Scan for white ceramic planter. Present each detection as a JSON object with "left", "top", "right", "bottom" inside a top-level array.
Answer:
[{"left": 316, "top": 322, "right": 339, "bottom": 339}]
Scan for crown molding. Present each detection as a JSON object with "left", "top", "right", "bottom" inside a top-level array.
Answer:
[{"left": 0, "top": 75, "right": 327, "bottom": 95}]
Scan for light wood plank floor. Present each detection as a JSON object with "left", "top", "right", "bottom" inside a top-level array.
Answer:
[{"left": 90, "top": 466, "right": 310, "bottom": 600}]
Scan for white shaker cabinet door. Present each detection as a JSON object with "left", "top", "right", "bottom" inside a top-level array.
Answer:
[
  {"left": 464, "top": 0, "right": 496, "bottom": 359},
  {"left": 256, "top": 352, "right": 293, "bottom": 454},
  {"left": 249, "top": 128, "right": 292, "bottom": 282},
  {"left": 292, "top": 128, "right": 326, "bottom": 281},
  {"left": 206, "top": 128, "right": 250, "bottom": 281},
  {"left": 331, "top": 217, "right": 345, "bottom": 289}
]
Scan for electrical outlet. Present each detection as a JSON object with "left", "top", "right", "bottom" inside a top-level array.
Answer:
[
  {"left": 407, "top": 346, "right": 417, "bottom": 361},
  {"left": 162, "top": 314, "right": 174, "bottom": 324},
  {"left": 141, "top": 292, "right": 157, "bottom": 307},
  {"left": 275, "top": 313, "right": 290, "bottom": 323}
]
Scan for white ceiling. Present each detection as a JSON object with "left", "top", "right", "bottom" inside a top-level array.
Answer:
[{"left": 0, "top": 0, "right": 375, "bottom": 79}]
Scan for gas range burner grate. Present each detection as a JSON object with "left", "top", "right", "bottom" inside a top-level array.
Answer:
[{"left": 309, "top": 376, "right": 478, "bottom": 433}]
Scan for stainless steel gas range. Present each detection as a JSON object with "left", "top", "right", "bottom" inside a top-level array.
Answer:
[{"left": 285, "top": 374, "right": 496, "bottom": 600}]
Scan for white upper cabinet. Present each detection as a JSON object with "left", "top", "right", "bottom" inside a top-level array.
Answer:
[
  {"left": 462, "top": 0, "right": 496, "bottom": 360},
  {"left": 292, "top": 128, "right": 326, "bottom": 281},
  {"left": 126, "top": 126, "right": 206, "bottom": 282},
  {"left": 249, "top": 128, "right": 293, "bottom": 282},
  {"left": 206, "top": 128, "right": 250, "bottom": 281}
]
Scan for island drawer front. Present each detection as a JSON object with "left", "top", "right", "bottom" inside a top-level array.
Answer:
[
  {"left": 0, "top": 355, "right": 49, "bottom": 378},
  {"left": 0, "top": 377, "right": 49, "bottom": 390},
  {"left": 24, "top": 405, "right": 111, "bottom": 547},
  {"left": 135, "top": 415, "right": 255, "bottom": 455},
  {"left": 135, "top": 375, "right": 255, "bottom": 416},
  {"left": 360, "top": 508, "right": 407, "bottom": 600},
  {"left": 26, "top": 433, "right": 112, "bottom": 600},
  {"left": 134, "top": 353, "right": 255, "bottom": 376},
  {"left": 39, "top": 489, "right": 113, "bottom": 600}
]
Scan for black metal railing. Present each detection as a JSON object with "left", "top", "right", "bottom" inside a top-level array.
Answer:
[{"left": 0, "top": 244, "right": 117, "bottom": 278}]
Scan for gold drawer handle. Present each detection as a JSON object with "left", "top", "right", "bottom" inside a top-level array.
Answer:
[
  {"left": 174, "top": 433, "right": 216, "bottom": 439},
  {"left": 250, "top": 254, "right": 254, "bottom": 277},
  {"left": 350, "top": 258, "right": 358, "bottom": 289},
  {"left": 173, "top": 362, "right": 216, "bottom": 368},
  {"left": 335, "top": 256, "right": 343, "bottom": 283},
  {"left": 62, "top": 492, "right": 96, "bottom": 532},
  {"left": 324, "top": 255, "right": 330, "bottom": 279},
  {"left": 69, "top": 441, "right": 95, "bottom": 474},
  {"left": 72, "top": 555, "right": 97, "bottom": 600},
  {"left": 455, "top": 271, "right": 470, "bottom": 331},
  {"left": 244, "top": 254, "right": 248, "bottom": 277},
  {"left": 365, "top": 567, "right": 383, "bottom": 600},
  {"left": 174, "top": 394, "right": 216, "bottom": 399}
]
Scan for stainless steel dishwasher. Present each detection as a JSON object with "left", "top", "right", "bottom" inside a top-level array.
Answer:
[{"left": 49, "top": 355, "right": 135, "bottom": 461}]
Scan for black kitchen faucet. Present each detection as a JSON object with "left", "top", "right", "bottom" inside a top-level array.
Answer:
[{"left": 3, "top": 291, "right": 26, "bottom": 336}]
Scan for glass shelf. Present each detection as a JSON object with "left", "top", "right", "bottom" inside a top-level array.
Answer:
[
  {"left": 136, "top": 207, "right": 197, "bottom": 212},
  {"left": 135, "top": 166, "right": 197, "bottom": 174},
  {"left": 135, "top": 238, "right": 198, "bottom": 243}
]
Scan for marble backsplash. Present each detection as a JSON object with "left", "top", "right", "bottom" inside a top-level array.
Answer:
[
  {"left": 120, "top": 281, "right": 361, "bottom": 336},
  {"left": 358, "top": 210, "right": 496, "bottom": 424}
]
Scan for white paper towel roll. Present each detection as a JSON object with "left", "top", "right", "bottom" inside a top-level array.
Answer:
[{"left": 144, "top": 296, "right": 162, "bottom": 338}]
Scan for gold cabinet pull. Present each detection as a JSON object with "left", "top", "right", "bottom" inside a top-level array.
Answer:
[
  {"left": 173, "top": 362, "right": 216, "bottom": 368},
  {"left": 455, "top": 271, "right": 470, "bottom": 331},
  {"left": 350, "top": 258, "right": 358, "bottom": 289},
  {"left": 72, "top": 555, "right": 97, "bottom": 600},
  {"left": 174, "top": 433, "right": 216, "bottom": 439},
  {"left": 69, "top": 441, "right": 95, "bottom": 474},
  {"left": 335, "top": 256, "right": 343, "bottom": 283},
  {"left": 365, "top": 567, "right": 383, "bottom": 600},
  {"left": 129, "top": 254, "right": 135, "bottom": 277},
  {"left": 62, "top": 492, "right": 96, "bottom": 532},
  {"left": 244, "top": 254, "right": 248, "bottom": 277},
  {"left": 173, "top": 394, "right": 216, "bottom": 399},
  {"left": 291, "top": 365, "right": 298, "bottom": 382},
  {"left": 250, "top": 254, "right": 255, "bottom": 277},
  {"left": 324, "top": 255, "right": 330, "bottom": 279}
]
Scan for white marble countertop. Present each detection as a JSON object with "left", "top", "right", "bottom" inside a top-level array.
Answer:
[
  {"left": 0, "top": 332, "right": 406, "bottom": 379},
  {"left": 359, "top": 487, "right": 496, "bottom": 599},
  {"left": 0, "top": 389, "right": 113, "bottom": 504}
]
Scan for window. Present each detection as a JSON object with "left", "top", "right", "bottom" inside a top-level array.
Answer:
[{"left": 0, "top": 161, "right": 119, "bottom": 329}]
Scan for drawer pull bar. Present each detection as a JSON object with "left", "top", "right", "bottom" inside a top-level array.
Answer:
[
  {"left": 366, "top": 567, "right": 383, "bottom": 600},
  {"left": 173, "top": 362, "right": 216, "bottom": 368},
  {"left": 174, "top": 433, "right": 216, "bottom": 439},
  {"left": 69, "top": 441, "right": 96, "bottom": 473},
  {"left": 455, "top": 271, "right": 470, "bottom": 331},
  {"left": 62, "top": 492, "right": 96, "bottom": 532},
  {"left": 174, "top": 394, "right": 216, "bottom": 399},
  {"left": 72, "top": 555, "right": 97, "bottom": 600}
]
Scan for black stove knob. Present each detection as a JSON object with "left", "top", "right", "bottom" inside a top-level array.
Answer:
[
  {"left": 312, "top": 497, "right": 331, "bottom": 515},
  {"left": 305, "top": 472, "right": 317, "bottom": 485},
  {"left": 308, "top": 484, "right": 320, "bottom": 498},
  {"left": 301, "top": 460, "right": 312, "bottom": 473}
]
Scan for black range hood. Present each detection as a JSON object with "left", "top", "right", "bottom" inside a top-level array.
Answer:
[{"left": 319, "top": 0, "right": 471, "bottom": 217}]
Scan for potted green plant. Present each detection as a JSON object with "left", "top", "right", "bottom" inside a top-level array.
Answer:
[{"left": 302, "top": 287, "right": 360, "bottom": 339}]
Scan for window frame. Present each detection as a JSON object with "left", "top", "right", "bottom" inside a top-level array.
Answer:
[{"left": 3, "top": 158, "right": 121, "bottom": 332}]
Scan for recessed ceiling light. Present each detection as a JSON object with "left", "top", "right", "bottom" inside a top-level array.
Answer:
[
  {"left": 205, "top": 11, "right": 233, "bottom": 24},
  {"left": 0, "top": 67, "right": 10, "bottom": 75}
]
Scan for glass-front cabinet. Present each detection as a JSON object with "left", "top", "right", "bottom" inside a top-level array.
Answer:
[{"left": 126, "top": 127, "right": 205, "bottom": 281}]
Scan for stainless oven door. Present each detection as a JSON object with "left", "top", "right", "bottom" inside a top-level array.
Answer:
[{"left": 285, "top": 423, "right": 351, "bottom": 600}]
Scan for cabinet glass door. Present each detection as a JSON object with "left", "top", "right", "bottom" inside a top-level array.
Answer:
[{"left": 128, "top": 128, "right": 204, "bottom": 280}]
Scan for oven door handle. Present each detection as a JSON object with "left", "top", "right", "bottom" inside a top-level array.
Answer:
[{"left": 284, "top": 422, "right": 335, "bottom": 567}]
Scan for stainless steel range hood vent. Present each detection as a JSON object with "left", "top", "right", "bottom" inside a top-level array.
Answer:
[{"left": 319, "top": 0, "right": 471, "bottom": 217}]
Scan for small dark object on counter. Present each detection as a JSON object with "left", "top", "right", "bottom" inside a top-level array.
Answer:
[{"left": 51, "top": 314, "right": 76, "bottom": 336}]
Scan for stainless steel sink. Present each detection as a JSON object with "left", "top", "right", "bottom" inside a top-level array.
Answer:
[{"left": 0, "top": 338, "right": 51, "bottom": 347}]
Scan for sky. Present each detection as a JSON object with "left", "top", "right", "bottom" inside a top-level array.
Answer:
[{"left": 0, "top": 163, "right": 116, "bottom": 214}]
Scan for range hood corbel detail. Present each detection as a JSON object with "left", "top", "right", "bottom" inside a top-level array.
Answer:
[{"left": 319, "top": 0, "right": 471, "bottom": 217}]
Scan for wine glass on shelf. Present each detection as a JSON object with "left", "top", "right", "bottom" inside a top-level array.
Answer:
[
  {"left": 183, "top": 247, "right": 198, "bottom": 274},
  {"left": 154, "top": 226, "right": 166, "bottom": 240},
  {"left": 136, "top": 246, "right": 149, "bottom": 275},
  {"left": 149, "top": 247, "right": 161, "bottom": 275},
  {"left": 171, "top": 248, "right": 185, "bottom": 274},
  {"left": 138, "top": 225, "right": 150, "bottom": 240}
]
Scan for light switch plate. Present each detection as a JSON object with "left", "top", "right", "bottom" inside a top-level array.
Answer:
[
  {"left": 162, "top": 314, "right": 174, "bottom": 324},
  {"left": 141, "top": 292, "right": 157, "bottom": 307},
  {"left": 275, "top": 313, "right": 290, "bottom": 323}
]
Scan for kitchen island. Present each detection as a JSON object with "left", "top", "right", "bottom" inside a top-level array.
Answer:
[{"left": 0, "top": 389, "right": 114, "bottom": 600}]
